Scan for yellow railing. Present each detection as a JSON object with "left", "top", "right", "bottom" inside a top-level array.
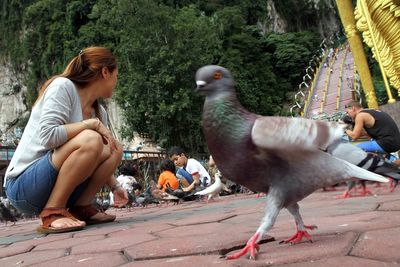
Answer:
[
  {"left": 300, "top": 52, "right": 328, "bottom": 117},
  {"left": 336, "top": 45, "right": 348, "bottom": 111},
  {"left": 302, "top": 52, "right": 327, "bottom": 117},
  {"left": 320, "top": 48, "right": 338, "bottom": 113},
  {"left": 353, "top": 59, "right": 357, "bottom": 101}
]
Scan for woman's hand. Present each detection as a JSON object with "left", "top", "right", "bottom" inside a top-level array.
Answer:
[
  {"left": 85, "top": 118, "right": 119, "bottom": 153},
  {"left": 97, "top": 122, "right": 119, "bottom": 153},
  {"left": 113, "top": 186, "right": 129, "bottom": 208}
]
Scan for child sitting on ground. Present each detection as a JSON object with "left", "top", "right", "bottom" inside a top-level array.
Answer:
[{"left": 157, "top": 159, "right": 180, "bottom": 191}]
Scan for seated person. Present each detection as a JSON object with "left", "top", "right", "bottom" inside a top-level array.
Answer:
[
  {"left": 345, "top": 101, "right": 400, "bottom": 160},
  {"left": 116, "top": 162, "right": 138, "bottom": 193},
  {"left": 157, "top": 159, "right": 180, "bottom": 191},
  {"left": 168, "top": 146, "right": 211, "bottom": 192}
]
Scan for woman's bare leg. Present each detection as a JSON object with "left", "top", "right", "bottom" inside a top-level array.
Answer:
[
  {"left": 74, "top": 142, "right": 123, "bottom": 206},
  {"left": 43, "top": 130, "right": 104, "bottom": 228}
]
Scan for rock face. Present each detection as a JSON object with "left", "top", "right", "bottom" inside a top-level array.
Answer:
[
  {"left": 0, "top": 61, "right": 28, "bottom": 142},
  {"left": 261, "top": 0, "right": 340, "bottom": 36}
]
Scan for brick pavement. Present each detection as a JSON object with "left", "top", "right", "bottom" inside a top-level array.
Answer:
[{"left": 0, "top": 184, "right": 399, "bottom": 266}]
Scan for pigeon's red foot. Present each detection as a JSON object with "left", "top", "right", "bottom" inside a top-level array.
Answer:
[
  {"left": 360, "top": 188, "right": 372, "bottom": 196},
  {"left": 256, "top": 193, "right": 266, "bottom": 198},
  {"left": 389, "top": 179, "right": 397, "bottom": 192},
  {"left": 226, "top": 232, "right": 260, "bottom": 260},
  {"left": 337, "top": 191, "right": 350, "bottom": 199},
  {"left": 282, "top": 230, "right": 313, "bottom": 244}
]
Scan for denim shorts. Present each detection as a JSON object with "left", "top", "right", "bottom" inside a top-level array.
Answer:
[
  {"left": 356, "top": 141, "right": 398, "bottom": 161},
  {"left": 5, "top": 151, "right": 89, "bottom": 215},
  {"left": 356, "top": 140, "right": 385, "bottom": 154}
]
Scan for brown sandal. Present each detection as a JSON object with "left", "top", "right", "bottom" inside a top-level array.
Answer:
[
  {"left": 69, "top": 204, "right": 116, "bottom": 225},
  {"left": 37, "top": 207, "right": 86, "bottom": 234}
]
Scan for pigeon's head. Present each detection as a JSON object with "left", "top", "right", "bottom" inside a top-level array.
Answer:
[{"left": 195, "top": 65, "right": 234, "bottom": 95}]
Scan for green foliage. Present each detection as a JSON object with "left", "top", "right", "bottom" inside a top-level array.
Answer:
[
  {"left": 264, "top": 31, "right": 319, "bottom": 87},
  {"left": 113, "top": 3, "right": 220, "bottom": 152},
  {"left": 1, "top": 0, "right": 325, "bottom": 153}
]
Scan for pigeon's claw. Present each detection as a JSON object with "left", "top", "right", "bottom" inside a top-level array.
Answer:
[
  {"left": 226, "top": 233, "right": 260, "bottom": 260},
  {"left": 360, "top": 188, "right": 372, "bottom": 196},
  {"left": 389, "top": 178, "right": 398, "bottom": 192},
  {"left": 282, "top": 230, "right": 313, "bottom": 244},
  {"left": 337, "top": 190, "right": 350, "bottom": 199}
]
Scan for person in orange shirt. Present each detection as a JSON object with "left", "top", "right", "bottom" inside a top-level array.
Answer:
[{"left": 157, "top": 159, "right": 179, "bottom": 191}]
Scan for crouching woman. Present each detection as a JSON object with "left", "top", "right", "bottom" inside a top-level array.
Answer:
[{"left": 4, "top": 46, "right": 128, "bottom": 233}]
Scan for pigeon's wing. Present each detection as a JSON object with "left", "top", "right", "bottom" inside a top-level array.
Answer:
[{"left": 251, "top": 116, "right": 345, "bottom": 151}]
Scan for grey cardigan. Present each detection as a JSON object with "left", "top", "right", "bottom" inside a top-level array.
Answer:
[{"left": 4, "top": 77, "right": 108, "bottom": 185}]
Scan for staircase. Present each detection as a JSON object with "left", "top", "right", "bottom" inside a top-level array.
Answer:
[{"left": 304, "top": 44, "right": 355, "bottom": 119}]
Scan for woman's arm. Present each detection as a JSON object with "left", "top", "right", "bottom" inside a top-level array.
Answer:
[{"left": 107, "top": 175, "right": 128, "bottom": 207}]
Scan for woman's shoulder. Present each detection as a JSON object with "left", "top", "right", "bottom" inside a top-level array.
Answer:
[
  {"left": 50, "top": 77, "right": 75, "bottom": 88},
  {"left": 45, "top": 77, "right": 78, "bottom": 97}
]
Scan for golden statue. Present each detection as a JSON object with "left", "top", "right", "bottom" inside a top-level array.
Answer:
[
  {"left": 355, "top": 0, "right": 400, "bottom": 101},
  {"left": 336, "top": 0, "right": 379, "bottom": 108}
]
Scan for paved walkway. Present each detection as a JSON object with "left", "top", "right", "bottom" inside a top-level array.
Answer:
[{"left": 1, "top": 184, "right": 399, "bottom": 266}]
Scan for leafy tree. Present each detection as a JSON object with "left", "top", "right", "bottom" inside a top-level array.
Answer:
[
  {"left": 0, "top": 0, "right": 325, "bottom": 153},
  {"left": 111, "top": 3, "right": 221, "bottom": 152},
  {"left": 263, "top": 31, "right": 319, "bottom": 92}
]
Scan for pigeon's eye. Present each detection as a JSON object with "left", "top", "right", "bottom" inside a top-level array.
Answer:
[{"left": 213, "top": 72, "right": 222, "bottom": 80}]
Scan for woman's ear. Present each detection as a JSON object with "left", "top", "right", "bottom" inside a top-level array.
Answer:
[{"left": 101, "top": 66, "right": 110, "bottom": 79}]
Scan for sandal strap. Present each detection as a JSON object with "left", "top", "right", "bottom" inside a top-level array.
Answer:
[
  {"left": 39, "top": 207, "right": 79, "bottom": 228},
  {"left": 69, "top": 204, "right": 99, "bottom": 221}
]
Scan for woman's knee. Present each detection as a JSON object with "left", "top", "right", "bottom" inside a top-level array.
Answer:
[
  {"left": 52, "top": 131, "right": 103, "bottom": 169},
  {"left": 78, "top": 130, "right": 104, "bottom": 155}
]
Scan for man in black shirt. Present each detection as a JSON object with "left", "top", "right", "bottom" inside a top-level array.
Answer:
[{"left": 345, "top": 101, "right": 400, "bottom": 159}]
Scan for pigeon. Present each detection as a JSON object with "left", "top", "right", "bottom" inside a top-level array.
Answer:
[
  {"left": 327, "top": 140, "right": 400, "bottom": 196},
  {"left": 135, "top": 186, "right": 159, "bottom": 208},
  {"left": 195, "top": 170, "right": 223, "bottom": 202},
  {"left": 149, "top": 180, "right": 180, "bottom": 204},
  {"left": 0, "top": 201, "right": 18, "bottom": 226},
  {"left": 195, "top": 65, "right": 389, "bottom": 260}
]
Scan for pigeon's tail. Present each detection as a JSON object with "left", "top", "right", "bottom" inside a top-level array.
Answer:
[{"left": 345, "top": 160, "right": 390, "bottom": 183}]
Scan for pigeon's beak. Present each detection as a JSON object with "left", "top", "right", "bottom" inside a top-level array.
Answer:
[{"left": 196, "top": 80, "right": 206, "bottom": 91}]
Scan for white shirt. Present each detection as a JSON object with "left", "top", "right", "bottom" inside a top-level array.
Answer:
[
  {"left": 185, "top": 158, "right": 211, "bottom": 186},
  {"left": 116, "top": 175, "right": 137, "bottom": 192}
]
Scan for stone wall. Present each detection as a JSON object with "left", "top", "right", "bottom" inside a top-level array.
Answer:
[{"left": 0, "top": 62, "right": 28, "bottom": 141}]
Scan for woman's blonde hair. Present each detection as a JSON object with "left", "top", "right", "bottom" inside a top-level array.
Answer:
[{"left": 36, "top": 46, "right": 117, "bottom": 119}]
